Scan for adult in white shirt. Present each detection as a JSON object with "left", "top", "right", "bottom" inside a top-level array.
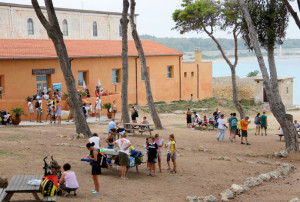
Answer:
[
  {"left": 113, "top": 133, "right": 131, "bottom": 180},
  {"left": 27, "top": 98, "right": 34, "bottom": 122},
  {"left": 217, "top": 114, "right": 228, "bottom": 142},
  {"left": 36, "top": 98, "right": 43, "bottom": 123},
  {"left": 89, "top": 133, "right": 101, "bottom": 150},
  {"left": 95, "top": 97, "right": 102, "bottom": 121}
]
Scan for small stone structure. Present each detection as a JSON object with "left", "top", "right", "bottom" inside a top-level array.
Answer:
[{"left": 213, "top": 76, "right": 295, "bottom": 107}]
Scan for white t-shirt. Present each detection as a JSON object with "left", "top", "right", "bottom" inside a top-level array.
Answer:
[
  {"left": 89, "top": 136, "right": 100, "bottom": 149},
  {"left": 167, "top": 142, "right": 171, "bottom": 153},
  {"left": 95, "top": 100, "right": 102, "bottom": 109},
  {"left": 43, "top": 94, "right": 49, "bottom": 100},
  {"left": 28, "top": 102, "right": 33, "bottom": 110},
  {"left": 116, "top": 138, "right": 130, "bottom": 155},
  {"left": 85, "top": 106, "right": 89, "bottom": 116},
  {"left": 38, "top": 100, "right": 43, "bottom": 109},
  {"left": 217, "top": 118, "right": 226, "bottom": 129}
]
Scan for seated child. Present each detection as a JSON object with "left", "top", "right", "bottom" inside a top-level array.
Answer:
[{"left": 59, "top": 163, "right": 79, "bottom": 197}]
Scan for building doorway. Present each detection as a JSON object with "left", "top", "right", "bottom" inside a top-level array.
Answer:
[
  {"left": 263, "top": 88, "right": 268, "bottom": 103},
  {"left": 36, "top": 75, "right": 48, "bottom": 94}
]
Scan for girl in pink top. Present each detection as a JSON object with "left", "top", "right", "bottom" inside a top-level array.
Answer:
[
  {"left": 59, "top": 163, "right": 79, "bottom": 197},
  {"left": 154, "top": 134, "right": 164, "bottom": 173}
]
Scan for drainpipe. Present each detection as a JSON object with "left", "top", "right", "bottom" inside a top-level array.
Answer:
[
  {"left": 135, "top": 57, "right": 138, "bottom": 105},
  {"left": 179, "top": 56, "right": 182, "bottom": 100},
  {"left": 197, "top": 64, "right": 199, "bottom": 99}
]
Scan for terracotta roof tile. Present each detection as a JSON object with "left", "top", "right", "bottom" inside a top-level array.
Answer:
[{"left": 0, "top": 39, "right": 182, "bottom": 59}]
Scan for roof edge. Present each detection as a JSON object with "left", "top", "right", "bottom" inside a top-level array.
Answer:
[
  {"left": 0, "top": 54, "right": 183, "bottom": 60},
  {"left": 0, "top": 2, "right": 139, "bottom": 16}
]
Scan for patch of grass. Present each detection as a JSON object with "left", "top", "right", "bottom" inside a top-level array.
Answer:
[
  {"left": 154, "top": 101, "right": 167, "bottom": 105},
  {"left": 2, "top": 136, "right": 30, "bottom": 141},
  {"left": 0, "top": 150, "right": 14, "bottom": 155}
]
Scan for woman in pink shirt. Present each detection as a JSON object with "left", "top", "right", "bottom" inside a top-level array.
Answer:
[
  {"left": 154, "top": 134, "right": 164, "bottom": 173},
  {"left": 59, "top": 163, "right": 79, "bottom": 197}
]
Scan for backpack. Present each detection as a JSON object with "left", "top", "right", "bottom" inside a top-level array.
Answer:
[
  {"left": 254, "top": 117, "right": 260, "bottom": 124},
  {"left": 35, "top": 101, "right": 40, "bottom": 108},
  {"left": 40, "top": 178, "right": 57, "bottom": 197},
  {"left": 231, "top": 118, "right": 237, "bottom": 127},
  {"left": 134, "top": 110, "right": 139, "bottom": 117}
]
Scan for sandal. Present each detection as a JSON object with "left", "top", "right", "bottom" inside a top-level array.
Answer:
[
  {"left": 171, "top": 170, "right": 177, "bottom": 174},
  {"left": 241, "top": 142, "right": 245, "bottom": 144},
  {"left": 246, "top": 143, "right": 251, "bottom": 145}
]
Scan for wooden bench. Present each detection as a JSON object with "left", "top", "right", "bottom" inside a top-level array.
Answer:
[
  {"left": 43, "top": 196, "right": 57, "bottom": 201},
  {"left": 277, "top": 134, "right": 284, "bottom": 141},
  {"left": 124, "top": 123, "right": 154, "bottom": 135},
  {"left": 277, "top": 133, "right": 300, "bottom": 141},
  {"left": 3, "top": 174, "right": 43, "bottom": 202},
  {"left": 0, "top": 188, "right": 7, "bottom": 202}
]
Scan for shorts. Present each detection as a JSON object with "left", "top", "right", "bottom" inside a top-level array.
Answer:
[
  {"left": 131, "top": 115, "right": 136, "bottom": 121},
  {"left": 29, "top": 109, "right": 34, "bottom": 114},
  {"left": 113, "top": 110, "right": 117, "bottom": 113},
  {"left": 91, "top": 161, "right": 101, "bottom": 175},
  {"left": 37, "top": 108, "right": 43, "bottom": 116},
  {"left": 261, "top": 125, "right": 267, "bottom": 129},
  {"left": 255, "top": 123, "right": 261, "bottom": 127},
  {"left": 95, "top": 109, "right": 101, "bottom": 113},
  {"left": 242, "top": 130, "right": 248, "bottom": 137},
  {"left": 167, "top": 152, "right": 177, "bottom": 161},
  {"left": 231, "top": 129, "right": 237, "bottom": 135},
  {"left": 148, "top": 154, "right": 157, "bottom": 163},
  {"left": 59, "top": 184, "right": 78, "bottom": 193},
  {"left": 119, "top": 152, "right": 129, "bottom": 166}
]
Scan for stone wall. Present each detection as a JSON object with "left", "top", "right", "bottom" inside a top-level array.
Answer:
[
  {"left": 0, "top": 3, "right": 133, "bottom": 40},
  {"left": 213, "top": 76, "right": 255, "bottom": 100}
]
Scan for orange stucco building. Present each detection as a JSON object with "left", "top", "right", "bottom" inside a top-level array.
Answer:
[{"left": 0, "top": 39, "right": 212, "bottom": 119}]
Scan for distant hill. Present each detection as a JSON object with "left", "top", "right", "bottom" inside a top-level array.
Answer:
[{"left": 140, "top": 34, "right": 300, "bottom": 52}]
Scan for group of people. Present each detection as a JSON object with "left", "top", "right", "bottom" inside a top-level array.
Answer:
[
  {"left": 78, "top": 119, "right": 178, "bottom": 195},
  {"left": 27, "top": 88, "right": 118, "bottom": 124},
  {"left": 28, "top": 90, "right": 63, "bottom": 123},
  {"left": 186, "top": 107, "right": 275, "bottom": 145}
]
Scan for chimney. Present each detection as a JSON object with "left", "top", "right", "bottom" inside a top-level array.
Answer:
[{"left": 194, "top": 47, "right": 202, "bottom": 62}]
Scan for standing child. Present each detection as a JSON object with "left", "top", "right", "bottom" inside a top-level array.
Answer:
[
  {"left": 167, "top": 134, "right": 177, "bottom": 174},
  {"left": 217, "top": 114, "right": 228, "bottom": 142},
  {"left": 144, "top": 137, "right": 149, "bottom": 170},
  {"left": 241, "top": 116, "right": 251, "bottom": 145},
  {"left": 154, "top": 134, "right": 163, "bottom": 173},
  {"left": 56, "top": 101, "right": 62, "bottom": 124},
  {"left": 147, "top": 137, "right": 158, "bottom": 177},
  {"left": 50, "top": 106, "right": 56, "bottom": 124}
]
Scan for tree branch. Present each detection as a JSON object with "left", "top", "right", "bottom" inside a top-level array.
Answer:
[
  {"left": 233, "top": 24, "right": 239, "bottom": 68},
  {"left": 283, "top": 0, "right": 300, "bottom": 29},
  {"left": 31, "top": 0, "right": 51, "bottom": 30},
  {"left": 203, "top": 27, "right": 233, "bottom": 68}
]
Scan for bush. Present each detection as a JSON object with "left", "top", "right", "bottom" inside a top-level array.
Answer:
[{"left": 78, "top": 90, "right": 87, "bottom": 96}]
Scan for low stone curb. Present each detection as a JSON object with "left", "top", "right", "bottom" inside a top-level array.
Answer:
[{"left": 186, "top": 162, "right": 295, "bottom": 202}]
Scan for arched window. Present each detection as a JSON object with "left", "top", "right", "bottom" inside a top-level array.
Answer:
[
  {"left": 27, "top": 18, "right": 34, "bottom": 35},
  {"left": 119, "top": 23, "right": 122, "bottom": 37},
  {"left": 62, "top": 19, "right": 68, "bottom": 36},
  {"left": 93, "top": 21, "right": 97, "bottom": 36}
]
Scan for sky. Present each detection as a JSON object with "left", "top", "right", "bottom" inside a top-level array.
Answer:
[{"left": 1, "top": 0, "right": 300, "bottom": 39}]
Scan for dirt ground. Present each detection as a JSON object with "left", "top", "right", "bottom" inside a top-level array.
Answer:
[{"left": 0, "top": 109, "right": 300, "bottom": 202}]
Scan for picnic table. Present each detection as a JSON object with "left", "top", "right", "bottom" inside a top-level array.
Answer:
[
  {"left": 103, "top": 149, "right": 144, "bottom": 173},
  {"left": 277, "top": 131, "right": 300, "bottom": 141},
  {"left": 3, "top": 175, "right": 43, "bottom": 201},
  {"left": 124, "top": 123, "right": 154, "bottom": 135}
]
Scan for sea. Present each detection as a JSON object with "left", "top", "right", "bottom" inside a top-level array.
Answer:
[{"left": 212, "top": 57, "right": 300, "bottom": 106}]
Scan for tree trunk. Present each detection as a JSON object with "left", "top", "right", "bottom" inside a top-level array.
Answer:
[
  {"left": 120, "top": 0, "right": 130, "bottom": 124},
  {"left": 238, "top": 0, "right": 299, "bottom": 152},
  {"left": 282, "top": 0, "right": 300, "bottom": 30},
  {"left": 129, "top": 0, "right": 163, "bottom": 129},
  {"left": 230, "top": 66, "right": 245, "bottom": 119},
  {"left": 32, "top": 0, "right": 91, "bottom": 137},
  {"left": 204, "top": 27, "right": 245, "bottom": 119}
]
